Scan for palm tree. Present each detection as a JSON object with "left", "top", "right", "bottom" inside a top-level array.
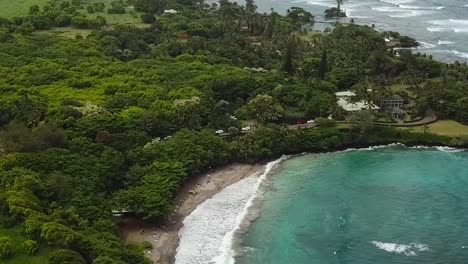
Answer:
[{"left": 336, "top": 0, "right": 343, "bottom": 11}]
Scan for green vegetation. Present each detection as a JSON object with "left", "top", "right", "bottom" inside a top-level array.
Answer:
[
  {"left": 401, "top": 120, "right": 468, "bottom": 137},
  {"left": 0, "top": 0, "right": 48, "bottom": 18},
  {"left": 0, "top": 0, "right": 466, "bottom": 262}
]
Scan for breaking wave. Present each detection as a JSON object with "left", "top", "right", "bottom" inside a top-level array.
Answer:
[
  {"left": 371, "top": 241, "right": 429, "bottom": 256},
  {"left": 174, "top": 157, "right": 287, "bottom": 264}
]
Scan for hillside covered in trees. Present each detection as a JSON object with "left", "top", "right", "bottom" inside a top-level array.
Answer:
[{"left": 0, "top": 0, "right": 467, "bottom": 263}]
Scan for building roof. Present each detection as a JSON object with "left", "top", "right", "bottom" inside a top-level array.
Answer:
[
  {"left": 164, "top": 9, "right": 178, "bottom": 14},
  {"left": 383, "top": 95, "right": 404, "bottom": 101},
  {"left": 337, "top": 98, "right": 380, "bottom": 112},
  {"left": 335, "top": 91, "right": 356, "bottom": 97}
]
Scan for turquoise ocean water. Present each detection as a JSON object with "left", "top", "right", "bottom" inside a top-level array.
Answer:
[{"left": 236, "top": 147, "right": 468, "bottom": 264}]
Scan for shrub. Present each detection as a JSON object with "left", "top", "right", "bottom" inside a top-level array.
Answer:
[
  {"left": 23, "top": 240, "right": 38, "bottom": 255},
  {"left": 315, "top": 117, "right": 336, "bottom": 127},
  {"left": 0, "top": 236, "right": 13, "bottom": 258},
  {"left": 87, "top": 5, "right": 95, "bottom": 14},
  {"left": 55, "top": 13, "right": 72, "bottom": 27},
  {"left": 140, "top": 13, "right": 156, "bottom": 24},
  {"left": 71, "top": 15, "right": 88, "bottom": 29}
]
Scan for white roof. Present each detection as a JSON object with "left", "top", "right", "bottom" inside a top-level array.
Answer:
[
  {"left": 335, "top": 91, "right": 356, "bottom": 97},
  {"left": 337, "top": 98, "right": 380, "bottom": 112},
  {"left": 164, "top": 9, "right": 178, "bottom": 14}
]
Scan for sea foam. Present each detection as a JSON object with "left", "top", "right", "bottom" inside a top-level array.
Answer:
[
  {"left": 174, "top": 157, "right": 287, "bottom": 264},
  {"left": 371, "top": 241, "right": 429, "bottom": 256}
]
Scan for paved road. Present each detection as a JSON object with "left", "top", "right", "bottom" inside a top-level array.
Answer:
[{"left": 287, "top": 122, "right": 317, "bottom": 130}]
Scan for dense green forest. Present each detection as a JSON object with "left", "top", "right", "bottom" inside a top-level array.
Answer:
[{"left": 0, "top": 0, "right": 467, "bottom": 263}]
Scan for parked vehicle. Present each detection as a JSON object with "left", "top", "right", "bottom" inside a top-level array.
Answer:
[
  {"left": 307, "top": 119, "right": 315, "bottom": 123},
  {"left": 242, "top": 126, "right": 251, "bottom": 131},
  {"left": 215, "top": 130, "right": 224, "bottom": 134},
  {"left": 297, "top": 120, "right": 306, "bottom": 124}
]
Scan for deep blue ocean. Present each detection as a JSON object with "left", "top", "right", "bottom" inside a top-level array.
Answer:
[
  {"left": 254, "top": 0, "right": 468, "bottom": 62},
  {"left": 236, "top": 147, "right": 468, "bottom": 264}
]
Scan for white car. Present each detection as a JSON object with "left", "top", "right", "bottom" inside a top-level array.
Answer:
[
  {"left": 242, "top": 126, "right": 251, "bottom": 131},
  {"left": 307, "top": 119, "right": 315, "bottom": 123},
  {"left": 215, "top": 130, "right": 224, "bottom": 134}
]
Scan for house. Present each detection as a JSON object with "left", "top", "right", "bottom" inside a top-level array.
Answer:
[
  {"left": 335, "top": 91, "right": 380, "bottom": 112},
  {"left": 381, "top": 95, "right": 404, "bottom": 109},
  {"left": 381, "top": 95, "right": 405, "bottom": 118}
]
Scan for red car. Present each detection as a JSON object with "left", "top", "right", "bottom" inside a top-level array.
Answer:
[{"left": 297, "top": 120, "right": 306, "bottom": 125}]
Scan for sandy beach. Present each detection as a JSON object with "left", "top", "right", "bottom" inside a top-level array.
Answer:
[{"left": 118, "top": 163, "right": 266, "bottom": 264}]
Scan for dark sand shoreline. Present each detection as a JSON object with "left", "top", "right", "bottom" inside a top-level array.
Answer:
[{"left": 119, "top": 163, "right": 266, "bottom": 264}]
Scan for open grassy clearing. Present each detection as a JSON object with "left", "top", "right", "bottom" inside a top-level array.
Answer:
[
  {"left": 0, "top": 0, "right": 48, "bottom": 18},
  {"left": 0, "top": 0, "right": 145, "bottom": 25},
  {"left": 399, "top": 120, "right": 468, "bottom": 137}
]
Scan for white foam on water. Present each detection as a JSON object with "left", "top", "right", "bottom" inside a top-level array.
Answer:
[
  {"left": 453, "top": 28, "right": 468, "bottom": 33},
  {"left": 379, "top": 0, "right": 414, "bottom": 5},
  {"left": 410, "top": 145, "right": 465, "bottom": 152},
  {"left": 427, "top": 27, "right": 451, "bottom": 32},
  {"left": 399, "top": 5, "right": 445, "bottom": 10},
  {"left": 449, "top": 50, "right": 468, "bottom": 58},
  {"left": 417, "top": 41, "right": 436, "bottom": 49},
  {"left": 336, "top": 143, "right": 464, "bottom": 154},
  {"left": 174, "top": 157, "right": 287, "bottom": 264},
  {"left": 437, "top": 40, "right": 455, "bottom": 45},
  {"left": 371, "top": 241, "right": 429, "bottom": 256},
  {"left": 372, "top": 6, "right": 402, "bottom": 12},
  {"left": 303, "top": 0, "right": 335, "bottom": 8}
]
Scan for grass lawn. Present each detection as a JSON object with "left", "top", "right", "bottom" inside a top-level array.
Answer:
[
  {"left": 399, "top": 120, "right": 468, "bottom": 137},
  {"left": 0, "top": 0, "right": 48, "bottom": 18},
  {"left": 0, "top": 226, "right": 51, "bottom": 263},
  {"left": 36, "top": 27, "right": 94, "bottom": 39},
  {"left": 0, "top": 0, "right": 145, "bottom": 26}
]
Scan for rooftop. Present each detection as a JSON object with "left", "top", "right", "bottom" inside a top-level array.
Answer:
[
  {"left": 335, "top": 91, "right": 356, "bottom": 97},
  {"left": 337, "top": 98, "right": 380, "bottom": 112},
  {"left": 383, "top": 95, "right": 404, "bottom": 101},
  {"left": 164, "top": 9, "right": 178, "bottom": 14}
]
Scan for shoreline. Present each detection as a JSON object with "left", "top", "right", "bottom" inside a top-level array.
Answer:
[
  {"left": 119, "top": 163, "right": 267, "bottom": 264},
  {"left": 118, "top": 143, "right": 466, "bottom": 264}
]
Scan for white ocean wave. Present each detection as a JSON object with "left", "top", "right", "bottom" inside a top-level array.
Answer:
[
  {"left": 427, "top": 27, "right": 451, "bottom": 32},
  {"left": 453, "top": 28, "right": 468, "bottom": 33},
  {"left": 336, "top": 143, "right": 464, "bottom": 154},
  {"left": 371, "top": 241, "right": 429, "bottom": 256},
  {"left": 398, "top": 5, "right": 445, "bottom": 10},
  {"left": 372, "top": 6, "right": 433, "bottom": 17},
  {"left": 429, "top": 19, "right": 468, "bottom": 27},
  {"left": 303, "top": 0, "right": 335, "bottom": 8},
  {"left": 372, "top": 6, "right": 402, "bottom": 12},
  {"left": 410, "top": 145, "right": 465, "bottom": 152},
  {"left": 448, "top": 50, "right": 468, "bottom": 58},
  {"left": 175, "top": 157, "right": 287, "bottom": 264},
  {"left": 379, "top": 0, "right": 414, "bottom": 5},
  {"left": 417, "top": 41, "right": 436, "bottom": 49},
  {"left": 437, "top": 40, "right": 455, "bottom": 45},
  {"left": 389, "top": 11, "right": 424, "bottom": 18}
]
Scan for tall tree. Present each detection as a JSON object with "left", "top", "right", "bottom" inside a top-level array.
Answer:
[
  {"left": 245, "top": 0, "right": 257, "bottom": 32},
  {"left": 246, "top": 94, "right": 284, "bottom": 125},
  {"left": 336, "top": 0, "right": 343, "bottom": 11},
  {"left": 282, "top": 38, "right": 298, "bottom": 75},
  {"left": 318, "top": 50, "right": 328, "bottom": 80}
]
